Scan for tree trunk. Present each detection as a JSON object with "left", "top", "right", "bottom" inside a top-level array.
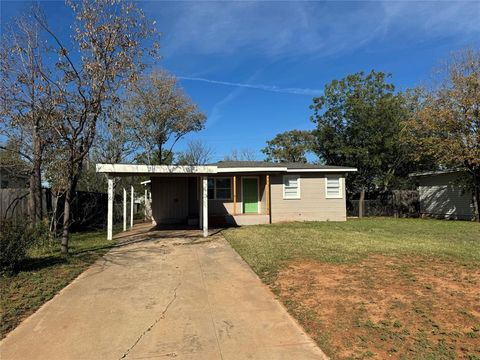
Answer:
[
  {"left": 393, "top": 191, "right": 399, "bottom": 218},
  {"left": 473, "top": 175, "right": 480, "bottom": 223},
  {"left": 50, "top": 191, "right": 59, "bottom": 233},
  {"left": 158, "top": 143, "right": 163, "bottom": 165},
  {"left": 61, "top": 183, "right": 73, "bottom": 255},
  {"left": 61, "top": 170, "right": 80, "bottom": 255},
  {"left": 359, "top": 188, "right": 366, "bottom": 218},
  {"left": 29, "top": 127, "right": 43, "bottom": 223}
]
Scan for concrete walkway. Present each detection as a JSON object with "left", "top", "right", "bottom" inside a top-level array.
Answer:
[{"left": 0, "top": 224, "right": 326, "bottom": 360}]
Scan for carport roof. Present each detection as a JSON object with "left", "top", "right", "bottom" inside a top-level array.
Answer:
[{"left": 96, "top": 161, "right": 357, "bottom": 175}]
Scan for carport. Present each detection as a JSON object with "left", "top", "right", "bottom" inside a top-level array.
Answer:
[
  {"left": 96, "top": 162, "right": 290, "bottom": 241},
  {"left": 96, "top": 164, "right": 217, "bottom": 240}
]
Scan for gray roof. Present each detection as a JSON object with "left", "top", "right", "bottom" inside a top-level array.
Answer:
[{"left": 210, "top": 161, "right": 355, "bottom": 170}]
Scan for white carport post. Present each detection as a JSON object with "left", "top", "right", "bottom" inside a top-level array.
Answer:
[
  {"left": 130, "top": 185, "right": 134, "bottom": 228},
  {"left": 123, "top": 188, "right": 127, "bottom": 231},
  {"left": 144, "top": 188, "right": 148, "bottom": 221},
  {"left": 199, "top": 177, "right": 203, "bottom": 230},
  {"left": 107, "top": 177, "right": 114, "bottom": 241},
  {"left": 202, "top": 176, "right": 208, "bottom": 237}
]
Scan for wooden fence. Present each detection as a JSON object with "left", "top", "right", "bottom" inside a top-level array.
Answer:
[
  {"left": 0, "top": 188, "right": 51, "bottom": 221},
  {"left": 1, "top": 188, "right": 123, "bottom": 231}
]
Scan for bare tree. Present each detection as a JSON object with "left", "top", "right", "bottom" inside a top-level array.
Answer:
[
  {"left": 77, "top": 108, "right": 136, "bottom": 193},
  {"left": 177, "top": 139, "right": 214, "bottom": 165},
  {"left": 122, "top": 71, "right": 206, "bottom": 165},
  {"left": 224, "top": 148, "right": 258, "bottom": 162},
  {"left": 0, "top": 12, "right": 56, "bottom": 223},
  {"left": 36, "top": 0, "right": 159, "bottom": 254}
]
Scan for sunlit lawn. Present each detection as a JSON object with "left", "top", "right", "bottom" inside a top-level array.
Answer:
[
  {"left": 1, "top": 230, "right": 114, "bottom": 338},
  {"left": 224, "top": 218, "right": 480, "bottom": 359}
]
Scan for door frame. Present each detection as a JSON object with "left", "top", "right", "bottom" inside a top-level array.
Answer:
[{"left": 241, "top": 176, "right": 260, "bottom": 214}]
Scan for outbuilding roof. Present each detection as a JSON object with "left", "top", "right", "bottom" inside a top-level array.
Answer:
[{"left": 408, "top": 168, "right": 465, "bottom": 177}]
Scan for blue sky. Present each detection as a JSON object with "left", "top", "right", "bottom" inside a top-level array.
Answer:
[{"left": 1, "top": 1, "right": 479, "bottom": 162}]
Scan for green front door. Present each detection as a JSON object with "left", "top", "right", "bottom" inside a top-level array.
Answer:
[{"left": 243, "top": 178, "right": 258, "bottom": 213}]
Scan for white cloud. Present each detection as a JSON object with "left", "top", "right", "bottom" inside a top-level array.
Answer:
[
  {"left": 380, "top": 1, "right": 480, "bottom": 38},
  {"left": 206, "top": 71, "right": 262, "bottom": 126},
  {"left": 146, "top": 1, "right": 479, "bottom": 58},
  {"left": 178, "top": 76, "right": 322, "bottom": 96},
  {"left": 208, "top": 86, "right": 244, "bottom": 127}
]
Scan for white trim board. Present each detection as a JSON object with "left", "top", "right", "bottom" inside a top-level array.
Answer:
[
  {"left": 286, "top": 168, "right": 357, "bottom": 172},
  {"left": 96, "top": 164, "right": 217, "bottom": 174},
  {"left": 96, "top": 163, "right": 357, "bottom": 175},
  {"left": 217, "top": 167, "right": 287, "bottom": 173}
]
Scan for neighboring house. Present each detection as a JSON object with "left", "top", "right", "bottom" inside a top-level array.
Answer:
[
  {"left": 97, "top": 161, "right": 357, "bottom": 239},
  {"left": 410, "top": 169, "right": 475, "bottom": 220},
  {"left": 0, "top": 166, "right": 29, "bottom": 189}
]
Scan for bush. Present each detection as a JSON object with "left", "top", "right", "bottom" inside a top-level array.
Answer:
[
  {"left": 30, "top": 219, "right": 55, "bottom": 251},
  {"left": 0, "top": 221, "right": 36, "bottom": 272}
]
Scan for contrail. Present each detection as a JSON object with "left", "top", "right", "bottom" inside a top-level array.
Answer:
[{"left": 178, "top": 76, "right": 322, "bottom": 96}]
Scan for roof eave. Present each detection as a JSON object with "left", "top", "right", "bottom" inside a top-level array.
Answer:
[
  {"left": 216, "top": 167, "right": 288, "bottom": 173},
  {"left": 408, "top": 168, "right": 465, "bottom": 177},
  {"left": 96, "top": 163, "right": 358, "bottom": 175},
  {"left": 286, "top": 168, "right": 357, "bottom": 173},
  {"left": 96, "top": 164, "right": 218, "bottom": 174}
]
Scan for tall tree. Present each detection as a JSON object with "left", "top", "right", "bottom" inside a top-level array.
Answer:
[
  {"left": 262, "top": 130, "right": 313, "bottom": 163},
  {"left": 177, "top": 139, "right": 214, "bottom": 165},
  {"left": 123, "top": 71, "right": 206, "bottom": 165},
  {"left": 0, "top": 12, "right": 55, "bottom": 222},
  {"left": 402, "top": 49, "right": 480, "bottom": 221},
  {"left": 37, "top": 0, "right": 159, "bottom": 253},
  {"left": 310, "top": 71, "right": 411, "bottom": 217}
]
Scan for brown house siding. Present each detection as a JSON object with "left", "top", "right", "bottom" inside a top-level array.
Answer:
[{"left": 270, "top": 173, "right": 347, "bottom": 222}]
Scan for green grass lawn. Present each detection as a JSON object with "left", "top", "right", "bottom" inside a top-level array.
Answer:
[
  {"left": 224, "top": 218, "right": 480, "bottom": 282},
  {"left": 224, "top": 218, "right": 480, "bottom": 359},
  {"left": 0, "top": 231, "right": 113, "bottom": 338}
]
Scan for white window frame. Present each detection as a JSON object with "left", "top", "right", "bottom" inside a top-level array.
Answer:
[
  {"left": 283, "top": 175, "right": 301, "bottom": 199},
  {"left": 208, "top": 177, "right": 233, "bottom": 200},
  {"left": 325, "top": 175, "right": 343, "bottom": 199}
]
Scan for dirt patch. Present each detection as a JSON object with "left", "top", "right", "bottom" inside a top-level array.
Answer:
[{"left": 275, "top": 256, "right": 480, "bottom": 360}]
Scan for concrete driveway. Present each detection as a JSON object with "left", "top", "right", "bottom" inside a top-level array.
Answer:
[{"left": 0, "top": 224, "right": 326, "bottom": 360}]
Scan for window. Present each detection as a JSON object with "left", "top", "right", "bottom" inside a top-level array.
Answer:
[
  {"left": 207, "top": 179, "right": 215, "bottom": 199},
  {"left": 325, "top": 176, "right": 343, "bottom": 198},
  {"left": 283, "top": 175, "right": 300, "bottom": 199},
  {"left": 208, "top": 177, "right": 232, "bottom": 200}
]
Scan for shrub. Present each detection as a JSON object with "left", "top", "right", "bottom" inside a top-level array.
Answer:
[
  {"left": 0, "top": 220, "right": 36, "bottom": 272},
  {"left": 30, "top": 219, "right": 55, "bottom": 251}
]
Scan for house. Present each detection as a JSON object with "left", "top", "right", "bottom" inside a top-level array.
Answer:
[
  {"left": 96, "top": 161, "right": 357, "bottom": 239},
  {"left": 410, "top": 169, "right": 475, "bottom": 220}
]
